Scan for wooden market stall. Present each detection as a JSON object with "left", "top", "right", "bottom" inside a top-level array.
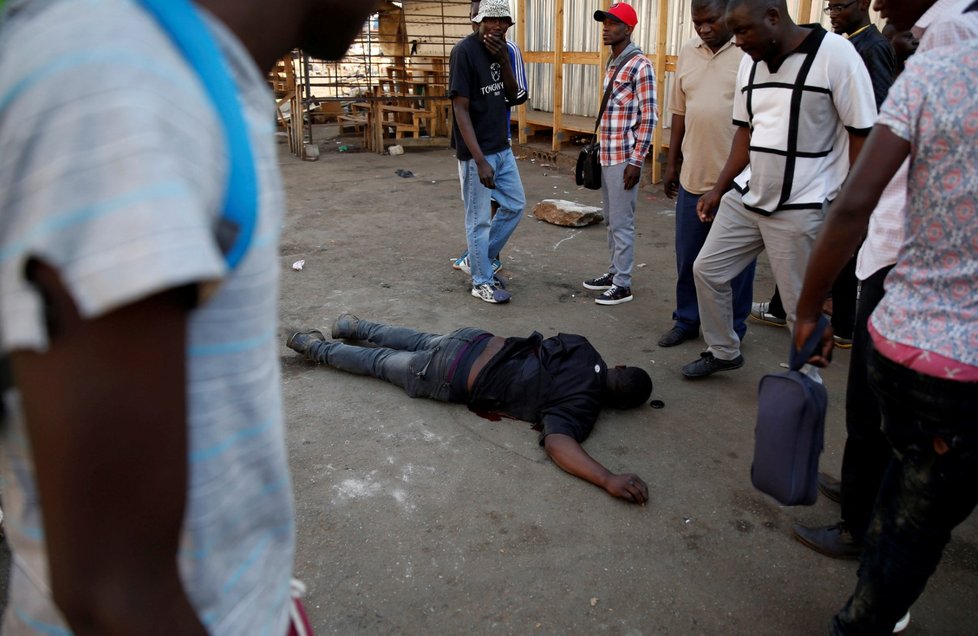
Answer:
[{"left": 276, "top": 0, "right": 823, "bottom": 178}]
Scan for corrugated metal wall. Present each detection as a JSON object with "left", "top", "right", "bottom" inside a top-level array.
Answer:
[
  {"left": 399, "top": 0, "right": 848, "bottom": 121},
  {"left": 522, "top": 0, "right": 834, "bottom": 120}
]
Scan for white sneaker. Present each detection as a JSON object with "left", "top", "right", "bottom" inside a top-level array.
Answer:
[
  {"left": 471, "top": 283, "right": 511, "bottom": 304},
  {"left": 750, "top": 301, "right": 787, "bottom": 327},
  {"left": 454, "top": 255, "right": 501, "bottom": 275},
  {"left": 893, "top": 611, "right": 910, "bottom": 633}
]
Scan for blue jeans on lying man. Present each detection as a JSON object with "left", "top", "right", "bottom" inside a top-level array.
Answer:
[
  {"left": 830, "top": 347, "right": 978, "bottom": 635},
  {"left": 304, "top": 322, "right": 489, "bottom": 402},
  {"left": 459, "top": 147, "right": 525, "bottom": 286}
]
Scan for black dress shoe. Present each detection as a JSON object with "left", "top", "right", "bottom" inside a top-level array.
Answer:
[
  {"left": 818, "top": 472, "right": 842, "bottom": 504},
  {"left": 792, "top": 522, "right": 862, "bottom": 560},
  {"left": 681, "top": 352, "right": 744, "bottom": 378},
  {"left": 658, "top": 326, "right": 698, "bottom": 347}
]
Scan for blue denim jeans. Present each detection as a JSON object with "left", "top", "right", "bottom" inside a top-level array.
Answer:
[
  {"left": 304, "top": 322, "right": 489, "bottom": 401},
  {"left": 459, "top": 148, "right": 525, "bottom": 286},
  {"left": 831, "top": 347, "right": 978, "bottom": 635},
  {"left": 673, "top": 186, "right": 755, "bottom": 338}
]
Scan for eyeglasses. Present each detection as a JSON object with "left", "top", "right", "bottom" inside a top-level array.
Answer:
[{"left": 823, "top": 1, "right": 856, "bottom": 14}]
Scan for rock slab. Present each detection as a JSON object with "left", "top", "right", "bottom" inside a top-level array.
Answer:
[{"left": 532, "top": 199, "right": 604, "bottom": 227}]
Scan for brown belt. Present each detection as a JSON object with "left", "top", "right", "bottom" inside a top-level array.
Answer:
[{"left": 467, "top": 336, "right": 505, "bottom": 392}]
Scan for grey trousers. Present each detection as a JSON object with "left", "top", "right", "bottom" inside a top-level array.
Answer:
[
  {"left": 600, "top": 161, "right": 641, "bottom": 288},
  {"left": 693, "top": 190, "right": 824, "bottom": 359}
]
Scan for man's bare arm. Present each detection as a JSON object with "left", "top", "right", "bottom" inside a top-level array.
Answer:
[
  {"left": 452, "top": 95, "right": 495, "bottom": 189},
  {"left": 696, "top": 125, "right": 750, "bottom": 222},
  {"left": 11, "top": 261, "right": 206, "bottom": 635},
  {"left": 662, "top": 113, "right": 685, "bottom": 196},
  {"left": 848, "top": 130, "right": 867, "bottom": 167},
  {"left": 544, "top": 433, "right": 648, "bottom": 505}
]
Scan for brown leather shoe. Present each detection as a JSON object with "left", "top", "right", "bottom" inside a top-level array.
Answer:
[
  {"left": 330, "top": 313, "right": 361, "bottom": 339},
  {"left": 817, "top": 472, "right": 842, "bottom": 504},
  {"left": 792, "top": 522, "right": 862, "bottom": 559},
  {"left": 286, "top": 330, "right": 325, "bottom": 355}
]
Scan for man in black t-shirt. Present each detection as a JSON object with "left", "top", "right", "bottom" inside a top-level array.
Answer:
[
  {"left": 287, "top": 315, "right": 654, "bottom": 505},
  {"left": 449, "top": 0, "right": 528, "bottom": 304}
]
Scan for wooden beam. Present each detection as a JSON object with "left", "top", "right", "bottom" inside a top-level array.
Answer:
[
  {"left": 523, "top": 50, "right": 601, "bottom": 64},
  {"left": 599, "top": 0, "right": 612, "bottom": 79},
  {"left": 798, "top": 0, "right": 814, "bottom": 22},
  {"left": 517, "top": 0, "right": 528, "bottom": 145},
  {"left": 552, "top": 0, "right": 565, "bottom": 152},
  {"left": 651, "top": 0, "right": 670, "bottom": 184}
]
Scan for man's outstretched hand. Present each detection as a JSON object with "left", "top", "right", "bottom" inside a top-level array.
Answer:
[
  {"left": 543, "top": 433, "right": 649, "bottom": 506},
  {"left": 605, "top": 473, "right": 649, "bottom": 505}
]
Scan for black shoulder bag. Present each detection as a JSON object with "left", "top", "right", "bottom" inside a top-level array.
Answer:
[{"left": 576, "top": 50, "right": 640, "bottom": 190}]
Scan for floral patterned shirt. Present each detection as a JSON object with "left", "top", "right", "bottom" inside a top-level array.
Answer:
[{"left": 870, "top": 41, "right": 978, "bottom": 375}]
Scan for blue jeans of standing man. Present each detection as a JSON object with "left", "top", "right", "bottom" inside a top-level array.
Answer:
[
  {"left": 459, "top": 147, "right": 525, "bottom": 286},
  {"left": 673, "top": 186, "right": 755, "bottom": 339},
  {"left": 304, "top": 322, "right": 490, "bottom": 401},
  {"left": 830, "top": 348, "right": 978, "bottom": 635},
  {"left": 600, "top": 162, "right": 638, "bottom": 288}
]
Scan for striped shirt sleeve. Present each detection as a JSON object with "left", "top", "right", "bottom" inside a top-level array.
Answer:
[{"left": 506, "top": 40, "right": 528, "bottom": 104}]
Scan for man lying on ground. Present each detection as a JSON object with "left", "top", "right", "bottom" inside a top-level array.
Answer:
[{"left": 288, "top": 315, "right": 653, "bottom": 505}]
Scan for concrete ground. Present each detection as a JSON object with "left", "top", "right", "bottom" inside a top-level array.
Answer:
[
  {"left": 278, "top": 129, "right": 977, "bottom": 635},
  {"left": 1, "top": 128, "right": 975, "bottom": 633}
]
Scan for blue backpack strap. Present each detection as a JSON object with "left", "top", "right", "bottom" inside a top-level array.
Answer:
[{"left": 137, "top": 0, "right": 257, "bottom": 268}]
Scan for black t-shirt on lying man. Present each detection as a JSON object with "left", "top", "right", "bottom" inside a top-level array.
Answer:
[{"left": 465, "top": 332, "right": 608, "bottom": 444}]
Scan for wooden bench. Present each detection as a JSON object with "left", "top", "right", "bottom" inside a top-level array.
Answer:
[{"left": 337, "top": 114, "right": 368, "bottom": 133}]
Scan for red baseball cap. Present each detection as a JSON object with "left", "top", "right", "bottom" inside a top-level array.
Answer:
[{"left": 594, "top": 3, "right": 638, "bottom": 27}]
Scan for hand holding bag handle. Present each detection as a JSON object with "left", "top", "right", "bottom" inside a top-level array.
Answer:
[{"left": 789, "top": 314, "right": 830, "bottom": 371}]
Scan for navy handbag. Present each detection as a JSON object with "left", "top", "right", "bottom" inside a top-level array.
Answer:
[{"left": 751, "top": 314, "right": 830, "bottom": 506}]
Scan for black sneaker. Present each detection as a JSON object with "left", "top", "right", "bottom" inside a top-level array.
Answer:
[
  {"left": 791, "top": 522, "right": 862, "bottom": 560},
  {"left": 595, "top": 284, "right": 632, "bottom": 305},
  {"left": 583, "top": 272, "right": 614, "bottom": 290},
  {"left": 681, "top": 351, "right": 744, "bottom": 378},
  {"left": 833, "top": 334, "right": 853, "bottom": 349},
  {"left": 287, "top": 330, "right": 325, "bottom": 355},
  {"left": 657, "top": 326, "right": 698, "bottom": 347},
  {"left": 817, "top": 472, "right": 842, "bottom": 504}
]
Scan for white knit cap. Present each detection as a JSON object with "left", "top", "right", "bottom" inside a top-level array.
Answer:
[{"left": 473, "top": 0, "right": 513, "bottom": 23}]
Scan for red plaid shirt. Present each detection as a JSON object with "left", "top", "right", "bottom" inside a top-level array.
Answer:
[{"left": 599, "top": 44, "right": 657, "bottom": 167}]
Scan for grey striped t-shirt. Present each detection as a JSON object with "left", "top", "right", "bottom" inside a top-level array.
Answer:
[{"left": 0, "top": 0, "right": 294, "bottom": 633}]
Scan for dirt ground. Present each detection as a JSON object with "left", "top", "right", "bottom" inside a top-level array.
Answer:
[
  {"left": 1, "top": 126, "right": 975, "bottom": 633},
  {"left": 275, "top": 127, "right": 977, "bottom": 635}
]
